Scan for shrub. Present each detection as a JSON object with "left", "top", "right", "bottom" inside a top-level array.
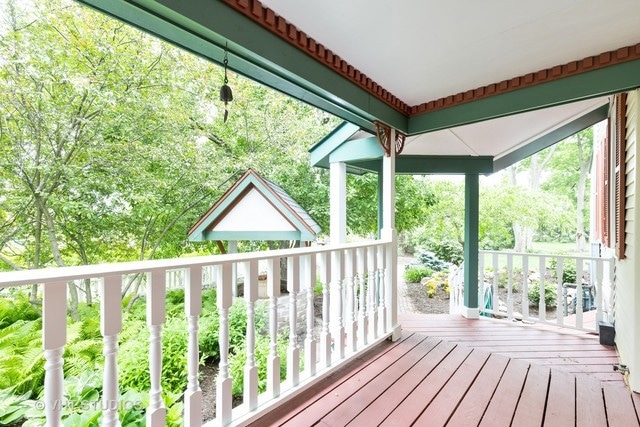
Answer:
[
  {"left": 416, "top": 250, "right": 448, "bottom": 271},
  {"left": 403, "top": 266, "right": 433, "bottom": 283},
  {"left": 550, "top": 259, "right": 577, "bottom": 284},
  {"left": 527, "top": 281, "right": 557, "bottom": 307},
  {"left": 426, "top": 239, "right": 463, "bottom": 266}
]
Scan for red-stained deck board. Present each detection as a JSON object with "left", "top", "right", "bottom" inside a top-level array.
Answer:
[
  {"left": 603, "top": 383, "right": 640, "bottom": 427},
  {"left": 345, "top": 340, "right": 456, "bottom": 425},
  {"left": 380, "top": 345, "right": 473, "bottom": 426},
  {"left": 445, "top": 353, "right": 509, "bottom": 427},
  {"left": 277, "top": 333, "right": 428, "bottom": 427},
  {"left": 318, "top": 336, "right": 442, "bottom": 426},
  {"left": 478, "top": 358, "right": 530, "bottom": 427},
  {"left": 511, "top": 363, "right": 551, "bottom": 427},
  {"left": 543, "top": 370, "right": 576, "bottom": 427},
  {"left": 413, "top": 349, "right": 490, "bottom": 426},
  {"left": 248, "top": 333, "right": 416, "bottom": 426},
  {"left": 576, "top": 375, "right": 608, "bottom": 427}
]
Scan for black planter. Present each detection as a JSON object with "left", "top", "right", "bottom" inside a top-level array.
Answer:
[{"left": 598, "top": 321, "right": 616, "bottom": 346}]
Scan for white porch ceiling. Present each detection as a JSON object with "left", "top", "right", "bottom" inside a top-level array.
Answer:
[
  {"left": 401, "top": 96, "right": 609, "bottom": 159},
  {"left": 260, "top": 0, "right": 640, "bottom": 106}
]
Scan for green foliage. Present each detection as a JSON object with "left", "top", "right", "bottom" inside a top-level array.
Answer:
[
  {"left": 527, "top": 281, "right": 557, "bottom": 307},
  {"left": 550, "top": 259, "right": 577, "bottom": 284},
  {"left": 416, "top": 251, "right": 448, "bottom": 272},
  {"left": 229, "top": 333, "right": 289, "bottom": 397},
  {"left": 403, "top": 266, "right": 433, "bottom": 283},
  {"left": 425, "top": 239, "right": 463, "bottom": 265},
  {"left": 0, "top": 387, "right": 31, "bottom": 425},
  {"left": 0, "top": 292, "right": 40, "bottom": 328}
]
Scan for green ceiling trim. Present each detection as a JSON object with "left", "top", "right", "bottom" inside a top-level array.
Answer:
[
  {"left": 348, "top": 156, "right": 494, "bottom": 175},
  {"left": 309, "top": 122, "right": 360, "bottom": 167},
  {"left": 408, "top": 59, "right": 640, "bottom": 134},
  {"left": 493, "top": 103, "right": 610, "bottom": 172},
  {"left": 329, "top": 137, "right": 383, "bottom": 164},
  {"left": 75, "top": 0, "right": 406, "bottom": 132}
]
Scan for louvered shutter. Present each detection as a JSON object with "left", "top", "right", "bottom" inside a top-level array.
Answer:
[{"left": 614, "top": 93, "right": 627, "bottom": 259}]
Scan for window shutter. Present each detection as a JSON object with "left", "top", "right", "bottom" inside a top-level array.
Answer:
[{"left": 614, "top": 93, "right": 628, "bottom": 259}]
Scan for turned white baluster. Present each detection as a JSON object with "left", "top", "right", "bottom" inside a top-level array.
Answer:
[
  {"left": 184, "top": 266, "right": 202, "bottom": 427},
  {"left": 344, "top": 249, "right": 357, "bottom": 353},
  {"left": 101, "top": 276, "right": 122, "bottom": 427},
  {"left": 376, "top": 246, "right": 386, "bottom": 334},
  {"left": 575, "top": 259, "right": 584, "bottom": 329},
  {"left": 356, "top": 248, "right": 368, "bottom": 346},
  {"left": 147, "top": 270, "right": 166, "bottom": 426},
  {"left": 287, "top": 256, "right": 300, "bottom": 387},
  {"left": 555, "top": 258, "right": 565, "bottom": 326},
  {"left": 266, "top": 258, "right": 281, "bottom": 398},
  {"left": 303, "top": 254, "right": 317, "bottom": 377},
  {"left": 522, "top": 255, "right": 530, "bottom": 320},
  {"left": 506, "top": 254, "right": 514, "bottom": 320},
  {"left": 538, "top": 256, "right": 546, "bottom": 321},
  {"left": 43, "top": 281, "right": 67, "bottom": 426},
  {"left": 492, "top": 252, "right": 499, "bottom": 314},
  {"left": 367, "top": 246, "right": 378, "bottom": 340},
  {"left": 330, "top": 249, "right": 345, "bottom": 360},
  {"left": 216, "top": 263, "right": 233, "bottom": 425},
  {"left": 318, "top": 252, "right": 331, "bottom": 367},
  {"left": 243, "top": 260, "right": 259, "bottom": 410}
]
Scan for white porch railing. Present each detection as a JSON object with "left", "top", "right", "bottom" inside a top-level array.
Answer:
[
  {"left": 0, "top": 239, "right": 395, "bottom": 426},
  {"left": 448, "top": 262, "right": 464, "bottom": 315},
  {"left": 450, "top": 251, "right": 614, "bottom": 333}
]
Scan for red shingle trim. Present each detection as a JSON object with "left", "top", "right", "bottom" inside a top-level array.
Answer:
[{"left": 222, "top": 1, "right": 640, "bottom": 118}]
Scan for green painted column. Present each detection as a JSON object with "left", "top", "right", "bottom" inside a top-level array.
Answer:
[{"left": 463, "top": 173, "right": 480, "bottom": 318}]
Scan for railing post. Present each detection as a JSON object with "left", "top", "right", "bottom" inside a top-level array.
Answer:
[
  {"left": 356, "top": 248, "right": 368, "bottom": 346},
  {"left": 331, "top": 249, "right": 345, "bottom": 360},
  {"left": 377, "top": 244, "right": 386, "bottom": 334},
  {"left": 147, "top": 270, "right": 166, "bottom": 426},
  {"left": 506, "top": 254, "right": 513, "bottom": 320},
  {"left": 575, "top": 259, "right": 584, "bottom": 329},
  {"left": 303, "top": 254, "right": 317, "bottom": 377},
  {"left": 287, "top": 256, "right": 300, "bottom": 386},
  {"left": 216, "top": 264, "right": 233, "bottom": 425},
  {"left": 43, "top": 281, "right": 67, "bottom": 427},
  {"left": 367, "top": 246, "right": 378, "bottom": 341},
  {"left": 266, "top": 258, "right": 281, "bottom": 398},
  {"left": 184, "top": 266, "right": 202, "bottom": 426},
  {"left": 595, "top": 259, "right": 604, "bottom": 325},
  {"left": 522, "top": 255, "right": 530, "bottom": 320},
  {"left": 319, "top": 252, "right": 331, "bottom": 367},
  {"left": 555, "top": 258, "right": 565, "bottom": 327},
  {"left": 538, "top": 256, "right": 546, "bottom": 322},
  {"left": 243, "top": 260, "right": 259, "bottom": 410},
  {"left": 344, "top": 248, "right": 357, "bottom": 353},
  {"left": 101, "top": 275, "right": 122, "bottom": 427}
]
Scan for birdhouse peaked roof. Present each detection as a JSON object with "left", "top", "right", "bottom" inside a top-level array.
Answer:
[{"left": 188, "top": 169, "right": 321, "bottom": 242}]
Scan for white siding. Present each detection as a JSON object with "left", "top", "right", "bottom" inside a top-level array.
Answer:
[{"left": 615, "top": 89, "right": 640, "bottom": 392}]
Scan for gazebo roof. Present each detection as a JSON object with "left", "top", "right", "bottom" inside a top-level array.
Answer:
[{"left": 188, "top": 169, "right": 321, "bottom": 243}]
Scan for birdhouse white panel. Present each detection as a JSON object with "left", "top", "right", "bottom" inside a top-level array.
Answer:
[{"left": 213, "top": 188, "right": 296, "bottom": 232}]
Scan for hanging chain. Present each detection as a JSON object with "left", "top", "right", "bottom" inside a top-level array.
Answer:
[{"left": 223, "top": 46, "right": 229, "bottom": 84}]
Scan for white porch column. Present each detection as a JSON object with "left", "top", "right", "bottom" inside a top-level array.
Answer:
[
  {"left": 330, "top": 161, "right": 347, "bottom": 243},
  {"left": 329, "top": 161, "right": 346, "bottom": 359},
  {"left": 380, "top": 129, "right": 401, "bottom": 341}
]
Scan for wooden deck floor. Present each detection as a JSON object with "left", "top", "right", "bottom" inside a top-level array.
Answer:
[{"left": 250, "top": 315, "right": 639, "bottom": 427}]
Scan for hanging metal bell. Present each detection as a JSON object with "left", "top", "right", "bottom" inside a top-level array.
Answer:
[{"left": 219, "top": 84, "right": 233, "bottom": 103}]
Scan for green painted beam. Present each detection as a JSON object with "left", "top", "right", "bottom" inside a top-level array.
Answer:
[
  {"left": 348, "top": 155, "right": 494, "bottom": 175},
  {"left": 75, "top": 0, "right": 406, "bottom": 132},
  {"left": 463, "top": 174, "right": 479, "bottom": 311},
  {"left": 329, "top": 137, "right": 383, "bottom": 164},
  {"left": 409, "top": 59, "right": 640, "bottom": 134},
  {"left": 309, "top": 122, "right": 360, "bottom": 167},
  {"left": 493, "top": 103, "right": 609, "bottom": 171}
]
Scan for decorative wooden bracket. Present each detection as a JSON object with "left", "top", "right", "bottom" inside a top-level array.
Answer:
[{"left": 374, "top": 121, "right": 406, "bottom": 156}]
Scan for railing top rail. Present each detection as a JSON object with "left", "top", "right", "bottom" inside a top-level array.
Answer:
[
  {"left": 0, "top": 239, "right": 391, "bottom": 288},
  {"left": 478, "top": 250, "right": 613, "bottom": 263}
]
